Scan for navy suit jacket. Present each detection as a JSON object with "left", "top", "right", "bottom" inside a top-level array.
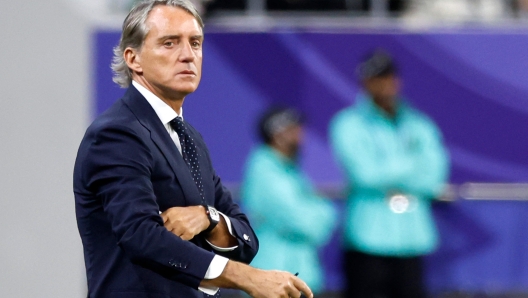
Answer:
[{"left": 74, "top": 86, "right": 258, "bottom": 298}]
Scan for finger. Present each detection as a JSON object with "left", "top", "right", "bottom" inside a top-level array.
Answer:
[
  {"left": 292, "top": 277, "right": 313, "bottom": 298},
  {"left": 286, "top": 281, "right": 301, "bottom": 298},
  {"left": 180, "top": 233, "right": 195, "bottom": 241},
  {"left": 160, "top": 213, "right": 168, "bottom": 223},
  {"left": 168, "top": 226, "right": 185, "bottom": 238}
]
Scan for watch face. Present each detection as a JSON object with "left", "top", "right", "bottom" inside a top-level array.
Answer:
[{"left": 209, "top": 206, "right": 220, "bottom": 222}]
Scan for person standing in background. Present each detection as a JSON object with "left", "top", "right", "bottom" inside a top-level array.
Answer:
[
  {"left": 329, "top": 50, "right": 449, "bottom": 298},
  {"left": 242, "top": 107, "right": 337, "bottom": 295}
]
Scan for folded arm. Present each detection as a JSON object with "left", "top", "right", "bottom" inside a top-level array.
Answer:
[{"left": 79, "top": 124, "right": 215, "bottom": 288}]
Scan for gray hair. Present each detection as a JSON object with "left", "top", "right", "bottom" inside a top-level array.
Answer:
[{"left": 111, "top": 0, "right": 204, "bottom": 88}]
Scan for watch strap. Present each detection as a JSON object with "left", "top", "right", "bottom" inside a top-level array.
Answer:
[{"left": 203, "top": 205, "right": 220, "bottom": 233}]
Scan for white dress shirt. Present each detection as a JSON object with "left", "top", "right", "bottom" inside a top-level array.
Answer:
[{"left": 132, "top": 81, "right": 237, "bottom": 295}]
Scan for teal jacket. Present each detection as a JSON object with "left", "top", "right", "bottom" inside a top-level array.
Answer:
[
  {"left": 329, "top": 95, "right": 449, "bottom": 256},
  {"left": 241, "top": 145, "right": 337, "bottom": 293}
]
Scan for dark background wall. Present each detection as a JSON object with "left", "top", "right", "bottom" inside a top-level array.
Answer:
[{"left": 96, "top": 29, "right": 528, "bottom": 185}]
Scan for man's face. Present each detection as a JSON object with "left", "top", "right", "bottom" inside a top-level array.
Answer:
[
  {"left": 364, "top": 74, "right": 400, "bottom": 109},
  {"left": 274, "top": 124, "right": 304, "bottom": 159},
  {"left": 131, "top": 5, "right": 203, "bottom": 100},
  {"left": 365, "top": 74, "right": 400, "bottom": 100}
]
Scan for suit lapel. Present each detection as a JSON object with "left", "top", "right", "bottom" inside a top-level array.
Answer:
[{"left": 122, "top": 86, "right": 203, "bottom": 206}]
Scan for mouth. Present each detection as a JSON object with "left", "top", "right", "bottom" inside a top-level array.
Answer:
[{"left": 178, "top": 70, "right": 195, "bottom": 75}]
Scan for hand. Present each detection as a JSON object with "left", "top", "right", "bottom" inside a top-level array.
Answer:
[
  {"left": 161, "top": 205, "right": 208, "bottom": 241},
  {"left": 244, "top": 269, "right": 313, "bottom": 298},
  {"left": 200, "top": 261, "right": 313, "bottom": 298}
]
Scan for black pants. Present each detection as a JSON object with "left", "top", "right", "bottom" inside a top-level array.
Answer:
[{"left": 343, "top": 250, "right": 426, "bottom": 298}]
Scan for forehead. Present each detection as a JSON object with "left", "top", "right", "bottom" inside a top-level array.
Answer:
[{"left": 145, "top": 5, "right": 203, "bottom": 37}]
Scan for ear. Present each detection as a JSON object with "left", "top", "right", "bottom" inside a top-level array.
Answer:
[{"left": 124, "top": 47, "right": 142, "bottom": 74}]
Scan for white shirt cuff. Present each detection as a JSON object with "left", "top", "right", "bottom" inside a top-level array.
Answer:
[
  {"left": 205, "top": 212, "right": 238, "bottom": 252},
  {"left": 198, "top": 255, "right": 229, "bottom": 295},
  {"left": 220, "top": 212, "right": 234, "bottom": 235}
]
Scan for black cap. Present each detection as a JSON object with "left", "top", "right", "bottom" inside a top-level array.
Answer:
[
  {"left": 258, "top": 107, "right": 303, "bottom": 144},
  {"left": 357, "top": 50, "right": 397, "bottom": 80}
]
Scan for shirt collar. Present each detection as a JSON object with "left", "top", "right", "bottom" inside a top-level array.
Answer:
[{"left": 132, "top": 80, "right": 182, "bottom": 125}]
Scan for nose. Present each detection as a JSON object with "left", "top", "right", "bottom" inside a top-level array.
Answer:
[{"left": 179, "top": 41, "right": 195, "bottom": 63}]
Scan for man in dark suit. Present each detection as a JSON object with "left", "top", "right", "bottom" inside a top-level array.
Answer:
[{"left": 73, "top": 1, "right": 313, "bottom": 298}]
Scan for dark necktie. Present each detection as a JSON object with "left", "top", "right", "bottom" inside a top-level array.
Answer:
[
  {"left": 170, "top": 119, "right": 219, "bottom": 298},
  {"left": 170, "top": 116, "right": 204, "bottom": 202}
]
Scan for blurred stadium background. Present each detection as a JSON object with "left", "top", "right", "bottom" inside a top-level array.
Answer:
[{"left": 1, "top": 0, "right": 527, "bottom": 297}]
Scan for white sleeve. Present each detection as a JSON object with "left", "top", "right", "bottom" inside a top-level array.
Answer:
[
  {"left": 198, "top": 255, "right": 229, "bottom": 295},
  {"left": 205, "top": 212, "right": 238, "bottom": 252}
]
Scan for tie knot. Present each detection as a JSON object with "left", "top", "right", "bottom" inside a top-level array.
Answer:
[
  {"left": 172, "top": 116, "right": 183, "bottom": 124},
  {"left": 170, "top": 116, "right": 185, "bottom": 131}
]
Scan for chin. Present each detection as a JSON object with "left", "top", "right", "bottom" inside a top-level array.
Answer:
[{"left": 172, "top": 83, "right": 199, "bottom": 95}]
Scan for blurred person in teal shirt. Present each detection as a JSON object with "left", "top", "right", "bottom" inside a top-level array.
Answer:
[
  {"left": 329, "top": 50, "right": 449, "bottom": 298},
  {"left": 241, "top": 107, "right": 337, "bottom": 295}
]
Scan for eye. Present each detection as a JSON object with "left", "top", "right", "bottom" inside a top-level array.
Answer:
[
  {"left": 191, "top": 41, "right": 201, "bottom": 48},
  {"left": 164, "top": 41, "right": 174, "bottom": 47}
]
